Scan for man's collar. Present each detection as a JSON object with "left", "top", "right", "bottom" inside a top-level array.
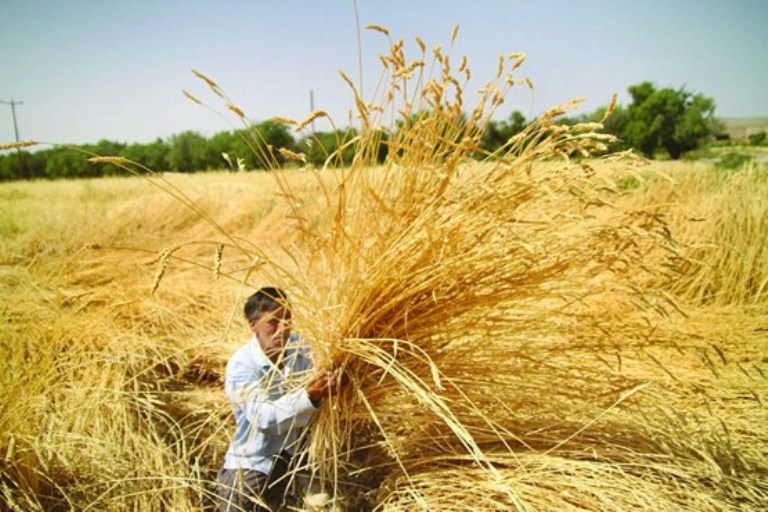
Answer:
[
  {"left": 248, "top": 335, "right": 304, "bottom": 371},
  {"left": 248, "top": 336, "right": 274, "bottom": 370}
]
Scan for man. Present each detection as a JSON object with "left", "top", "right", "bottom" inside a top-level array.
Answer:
[{"left": 215, "top": 287, "right": 334, "bottom": 511}]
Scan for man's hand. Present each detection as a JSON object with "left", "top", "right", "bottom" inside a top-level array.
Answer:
[{"left": 306, "top": 369, "right": 338, "bottom": 402}]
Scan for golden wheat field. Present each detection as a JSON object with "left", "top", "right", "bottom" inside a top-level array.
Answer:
[
  {"left": 2, "top": 30, "right": 768, "bottom": 511},
  {"left": 1, "top": 158, "right": 766, "bottom": 511}
]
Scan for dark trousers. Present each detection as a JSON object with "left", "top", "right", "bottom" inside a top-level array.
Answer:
[{"left": 214, "top": 452, "right": 317, "bottom": 512}]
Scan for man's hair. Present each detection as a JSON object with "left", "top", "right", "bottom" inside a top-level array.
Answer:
[{"left": 244, "top": 287, "right": 288, "bottom": 322}]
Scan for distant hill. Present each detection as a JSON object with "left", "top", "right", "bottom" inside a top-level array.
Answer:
[{"left": 720, "top": 117, "right": 768, "bottom": 139}]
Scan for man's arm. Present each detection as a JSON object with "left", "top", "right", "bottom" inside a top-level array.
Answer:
[
  {"left": 226, "top": 363, "right": 319, "bottom": 436},
  {"left": 305, "top": 369, "right": 336, "bottom": 406},
  {"left": 225, "top": 361, "right": 337, "bottom": 436}
]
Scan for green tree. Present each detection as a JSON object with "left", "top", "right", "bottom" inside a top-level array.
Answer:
[
  {"left": 26, "top": 150, "right": 48, "bottom": 179},
  {"left": 44, "top": 147, "right": 89, "bottom": 178},
  {"left": 622, "top": 82, "right": 719, "bottom": 159},
  {"left": 209, "top": 130, "right": 246, "bottom": 169},
  {"left": 210, "top": 121, "right": 297, "bottom": 170},
  {"left": 0, "top": 153, "right": 16, "bottom": 180},
  {"left": 81, "top": 139, "right": 127, "bottom": 176},
  {"left": 0, "top": 152, "right": 27, "bottom": 180},
  {"left": 224, "top": 130, "right": 265, "bottom": 169},
  {"left": 121, "top": 138, "right": 170, "bottom": 172},
  {"left": 299, "top": 129, "right": 357, "bottom": 167},
  {"left": 255, "top": 120, "right": 294, "bottom": 151},
  {"left": 748, "top": 131, "right": 766, "bottom": 146},
  {"left": 244, "top": 120, "right": 297, "bottom": 168},
  {"left": 481, "top": 111, "right": 527, "bottom": 152},
  {"left": 165, "top": 131, "right": 212, "bottom": 172}
]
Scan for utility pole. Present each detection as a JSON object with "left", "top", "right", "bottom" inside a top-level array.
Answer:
[
  {"left": 309, "top": 89, "right": 316, "bottom": 134},
  {"left": 0, "top": 99, "right": 24, "bottom": 178},
  {"left": 1, "top": 99, "right": 23, "bottom": 143}
]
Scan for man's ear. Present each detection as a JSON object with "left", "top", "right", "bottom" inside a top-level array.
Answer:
[{"left": 248, "top": 319, "right": 259, "bottom": 334}]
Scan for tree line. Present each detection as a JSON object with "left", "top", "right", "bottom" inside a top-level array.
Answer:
[
  {"left": 0, "top": 120, "right": 334, "bottom": 181},
  {"left": 0, "top": 82, "right": 724, "bottom": 181}
]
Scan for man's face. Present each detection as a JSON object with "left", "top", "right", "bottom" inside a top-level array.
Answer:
[{"left": 250, "top": 306, "right": 292, "bottom": 360}]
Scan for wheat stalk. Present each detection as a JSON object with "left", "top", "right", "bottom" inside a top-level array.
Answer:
[
  {"left": 295, "top": 110, "right": 329, "bottom": 132},
  {"left": 0, "top": 140, "right": 38, "bottom": 150},
  {"left": 151, "top": 245, "right": 180, "bottom": 295}
]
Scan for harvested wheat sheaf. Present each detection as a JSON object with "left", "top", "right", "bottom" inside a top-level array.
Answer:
[{"left": 237, "top": 29, "right": 766, "bottom": 511}]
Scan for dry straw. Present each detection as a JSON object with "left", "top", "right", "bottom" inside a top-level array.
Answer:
[{"left": 229, "top": 29, "right": 766, "bottom": 510}]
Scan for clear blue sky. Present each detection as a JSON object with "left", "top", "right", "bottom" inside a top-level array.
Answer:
[{"left": 1, "top": 0, "right": 766, "bottom": 147}]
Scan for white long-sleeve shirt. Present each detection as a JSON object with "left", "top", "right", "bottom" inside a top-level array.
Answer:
[{"left": 222, "top": 335, "right": 318, "bottom": 473}]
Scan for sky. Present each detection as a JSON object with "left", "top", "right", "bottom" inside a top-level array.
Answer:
[{"left": 1, "top": 0, "right": 766, "bottom": 148}]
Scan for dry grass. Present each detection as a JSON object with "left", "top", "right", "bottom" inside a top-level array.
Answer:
[
  {"left": 613, "top": 161, "right": 768, "bottom": 307},
  {"left": 1, "top": 28, "right": 766, "bottom": 511}
]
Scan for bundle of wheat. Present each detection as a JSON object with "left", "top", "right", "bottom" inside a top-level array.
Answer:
[{"left": 209, "top": 29, "right": 765, "bottom": 510}]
